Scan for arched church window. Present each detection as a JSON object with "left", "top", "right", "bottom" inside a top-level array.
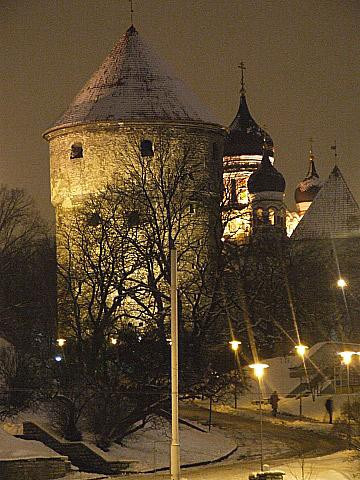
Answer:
[
  {"left": 269, "top": 208, "right": 276, "bottom": 225},
  {"left": 263, "top": 209, "right": 269, "bottom": 224},
  {"left": 256, "top": 208, "right": 263, "bottom": 225},
  {"left": 280, "top": 208, "right": 286, "bottom": 227},
  {"left": 140, "top": 140, "right": 154, "bottom": 157},
  {"left": 70, "top": 142, "right": 83, "bottom": 159},
  {"left": 231, "top": 178, "right": 237, "bottom": 204}
]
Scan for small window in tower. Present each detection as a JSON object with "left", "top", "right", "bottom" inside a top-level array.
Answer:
[
  {"left": 70, "top": 143, "right": 83, "bottom": 159},
  {"left": 126, "top": 210, "right": 140, "bottom": 227},
  {"left": 231, "top": 178, "right": 237, "bottom": 204},
  {"left": 140, "top": 140, "right": 154, "bottom": 157},
  {"left": 213, "top": 142, "right": 219, "bottom": 163},
  {"left": 189, "top": 203, "right": 196, "bottom": 215},
  {"left": 87, "top": 212, "right": 101, "bottom": 227}
]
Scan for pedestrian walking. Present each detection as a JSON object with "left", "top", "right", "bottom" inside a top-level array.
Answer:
[
  {"left": 269, "top": 390, "right": 279, "bottom": 417},
  {"left": 325, "top": 397, "right": 334, "bottom": 424}
]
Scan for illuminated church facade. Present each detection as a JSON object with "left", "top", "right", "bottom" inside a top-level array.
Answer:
[{"left": 222, "top": 71, "right": 359, "bottom": 243}]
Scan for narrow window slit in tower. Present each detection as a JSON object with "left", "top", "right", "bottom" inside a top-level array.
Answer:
[
  {"left": 70, "top": 143, "right": 83, "bottom": 159},
  {"left": 189, "top": 203, "right": 196, "bottom": 214},
  {"left": 140, "top": 140, "right": 154, "bottom": 157}
]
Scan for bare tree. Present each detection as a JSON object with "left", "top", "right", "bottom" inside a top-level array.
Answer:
[{"left": 56, "top": 133, "right": 239, "bottom": 449}]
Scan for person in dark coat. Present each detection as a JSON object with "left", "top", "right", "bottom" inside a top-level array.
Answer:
[
  {"left": 269, "top": 391, "right": 279, "bottom": 417},
  {"left": 325, "top": 397, "right": 334, "bottom": 424}
]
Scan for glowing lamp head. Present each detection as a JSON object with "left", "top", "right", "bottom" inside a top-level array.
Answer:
[
  {"left": 249, "top": 363, "right": 269, "bottom": 379},
  {"left": 229, "top": 340, "right": 241, "bottom": 352},
  {"left": 338, "top": 351, "right": 356, "bottom": 365},
  {"left": 57, "top": 338, "right": 66, "bottom": 347},
  {"left": 337, "top": 278, "right": 347, "bottom": 288},
  {"left": 54, "top": 354, "right": 63, "bottom": 362},
  {"left": 295, "top": 344, "right": 308, "bottom": 357},
  {"left": 110, "top": 337, "right": 117, "bottom": 345}
]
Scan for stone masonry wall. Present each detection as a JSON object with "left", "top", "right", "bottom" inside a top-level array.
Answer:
[
  {"left": 0, "top": 457, "right": 67, "bottom": 480},
  {"left": 47, "top": 122, "right": 224, "bottom": 210}
]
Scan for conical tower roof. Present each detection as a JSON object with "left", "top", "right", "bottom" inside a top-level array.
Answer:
[
  {"left": 224, "top": 92, "right": 273, "bottom": 157},
  {"left": 292, "top": 166, "right": 360, "bottom": 240},
  {"left": 48, "top": 26, "right": 218, "bottom": 131},
  {"left": 295, "top": 151, "right": 322, "bottom": 203}
]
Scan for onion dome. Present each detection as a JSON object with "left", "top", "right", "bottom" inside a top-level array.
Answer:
[
  {"left": 224, "top": 91, "right": 274, "bottom": 157},
  {"left": 248, "top": 149, "right": 285, "bottom": 194},
  {"left": 48, "top": 25, "right": 219, "bottom": 131},
  {"left": 295, "top": 151, "right": 321, "bottom": 203}
]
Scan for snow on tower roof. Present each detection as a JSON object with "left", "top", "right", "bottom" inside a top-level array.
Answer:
[
  {"left": 48, "top": 25, "right": 219, "bottom": 131},
  {"left": 292, "top": 166, "right": 360, "bottom": 240}
]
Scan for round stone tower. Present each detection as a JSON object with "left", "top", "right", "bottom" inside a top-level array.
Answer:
[{"left": 44, "top": 25, "right": 225, "bottom": 235}]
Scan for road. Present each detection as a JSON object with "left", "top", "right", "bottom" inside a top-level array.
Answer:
[
  {"left": 180, "top": 403, "right": 345, "bottom": 461},
  {"left": 114, "top": 403, "right": 355, "bottom": 480}
]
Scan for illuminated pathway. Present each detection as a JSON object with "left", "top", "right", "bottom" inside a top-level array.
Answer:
[{"left": 115, "top": 404, "right": 353, "bottom": 480}]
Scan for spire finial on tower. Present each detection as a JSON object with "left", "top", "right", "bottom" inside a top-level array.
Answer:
[
  {"left": 262, "top": 125, "right": 268, "bottom": 151},
  {"left": 309, "top": 137, "right": 314, "bottom": 159},
  {"left": 331, "top": 140, "right": 338, "bottom": 164},
  {"left": 238, "top": 61, "right": 246, "bottom": 95},
  {"left": 129, "top": 0, "right": 134, "bottom": 26}
]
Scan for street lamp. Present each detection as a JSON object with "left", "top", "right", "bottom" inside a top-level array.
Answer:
[
  {"left": 229, "top": 340, "right": 241, "bottom": 352},
  {"left": 338, "top": 350, "right": 355, "bottom": 447},
  {"left": 295, "top": 344, "right": 308, "bottom": 417},
  {"left": 337, "top": 278, "right": 347, "bottom": 288},
  {"left": 295, "top": 344, "right": 308, "bottom": 358},
  {"left": 229, "top": 340, "right": 241, "bottom": 409},
  {"left": 57, "top": 338, "right": 66, "bottom": 347},
  {"left": 249, "top": 362, "right": 269, "bottom": 472}
]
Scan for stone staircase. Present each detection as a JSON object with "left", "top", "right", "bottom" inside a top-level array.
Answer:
[{"left": 21, "top": 422, "right": 136, "bottom": 475}]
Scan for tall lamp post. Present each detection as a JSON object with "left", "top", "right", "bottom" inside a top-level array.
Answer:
[
  {"left": 249, "top": 362, "right": 269, "bottom": 472},
  {"left": 295, "top": 344, "right": 308, "bottom": 417},
  {"left": 170, "top": 246, "right": 180, "bottom": 480},
  {"left": 338, "top": 350, "right": 355, "bottom": 448},
  {"left": 229, "top": 340, "right": 241, "bottom": 409}
]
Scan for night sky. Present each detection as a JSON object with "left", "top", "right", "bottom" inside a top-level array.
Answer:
[{"left": 1, "top": 0, "right": 359, "bottom": 223}]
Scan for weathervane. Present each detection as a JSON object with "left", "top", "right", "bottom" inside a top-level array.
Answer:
[
  {"left": 129, "top": 0, "right": 134, "bottom": 25},
  {"left": 238, "top": 61, "right": 246, "bottom": 94}
]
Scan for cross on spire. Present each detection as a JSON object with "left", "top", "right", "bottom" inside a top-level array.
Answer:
[
  {"left": 129, "top": 0, "right": 134, "bottom": 25},
  {"left": 238, "top": 61, "right": 246, "bottom": 94}
]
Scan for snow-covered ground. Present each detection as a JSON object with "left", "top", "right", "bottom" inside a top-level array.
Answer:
[
  {"left": 0, "top": 428, "right": 63, "bottom": 460},
  {"left": 90, "top": 418, "right": 236, "bottom": 471},
  {"left": 2, "top": 414, "right": 236, "bottom": 473},
  {"left": 279, "top": 392, "right": 357, "bottom": 422},
  {"left": 278, "top": 450, "right": 359, "bottom": 480}
]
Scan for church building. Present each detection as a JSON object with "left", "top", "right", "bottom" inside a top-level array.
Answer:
[{"left": 222, "top": 68, "right": 360, "bottom": 243}]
